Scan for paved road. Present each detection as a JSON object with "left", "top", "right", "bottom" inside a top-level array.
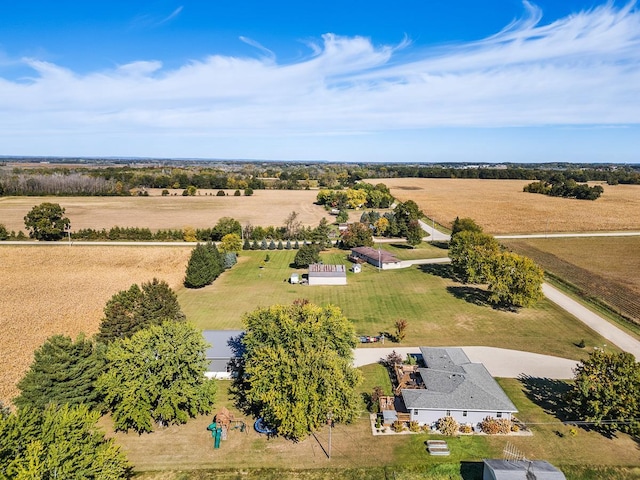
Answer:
[
  {"left": 418, "top": 219, "right": 451, "bottom": 242},
  {"left": 542, "top": 283, "right": 640, "bottom": 359},
  {"left": 496, "top": 232, "right": 640, "bottom": 239},
  {"left": 353, "top": 346, "right": 578, "bottom": 379}
]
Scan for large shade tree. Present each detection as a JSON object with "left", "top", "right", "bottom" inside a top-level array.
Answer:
[
  {"left": 0, "top": 404, "right": 130, "bottom": 478},
  {"left": 449, "top": 230, "right": 501, "bottom": 284},
  {"left": 566, "top": 349, "right": 640, "bottom": 436},
  {"left": 97, "top": 321, "right": 217, "bottom": 433},
  {"left": 23, "top": 202, "right": 70, "bottom": 241},
  {"left": 97, "top": 278, "right": 185, "bottom": 343},
  {"left": 235, "top": 301, "right": 362, "bottom": 440},
  {"left": 486, "top": 252, "right": 544, "bottom": 309}
]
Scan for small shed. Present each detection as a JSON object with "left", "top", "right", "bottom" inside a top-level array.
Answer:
[
  {"left": 308, "top": 264, "right": 347, "bottom": 286},
  {"left": 290, "top": 273, "right": 299, "bottom": 284},
  {"left": 483, "top": 460, "right": 566, "bottom": 480},
  {"left": 351, "top": 264, "right": 362, "bottom": 273}
]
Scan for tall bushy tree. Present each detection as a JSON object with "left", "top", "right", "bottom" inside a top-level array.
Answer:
[
  {"left": 97, "top": 278, "right": 185, "bottom": 343},
  {"left": 451, "top": 217, "right": 483, "bottom": 238},
  {"left": 14, "top": 335, "right": 105, "bottom": 410},
  {"left": 340, "top": 222, "right": 374, "bottom": 249},
  {"left": 0, "top": 404, "right": 130, "bottom": 478},
  {"left": 184, "top": 242, "right": 224, "bottom": 288},
  {"left": 97, "top": 321, "right": 217, "bottom": 433},
  {"left": 23, "top": 202, "right": 70, "bottom": 241},
  {"left": 566, "top": 350, "right": 640, "bottom": 436},
  {"left": 219, "top": 233, "right": 242, "bottom": 254},
  {"left": 486, "top": 252, "right": 544, "bottom": 308},
  {"left": 405, "top": 220, "right": 424, "bottom": 247},
  {"left": 293, "top": 244, "right": 321, "bottom": 268},
  {"left": 236, "top": 302, "right": 362, "bottom": 440},
  {"left": 449, "top": 231, "right": 501, "bottom": 283}
]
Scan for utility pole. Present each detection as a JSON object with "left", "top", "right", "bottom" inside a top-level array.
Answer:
[{"left": 327, "top": 411, "right": 333, "bottom": 459}]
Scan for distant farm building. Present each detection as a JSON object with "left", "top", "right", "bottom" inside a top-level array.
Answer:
[
  {"left": 308, "top": 264, "right": 347, "bottom": 286},
  {"left": 203, "top": 330, "right": 244, "bottom": 379},
  {"left": 350, "top": 246, "right": 403, "bottom": 270}
]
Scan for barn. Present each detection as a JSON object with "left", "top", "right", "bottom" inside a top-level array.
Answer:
[{"left": 307, "top": 263, "right": 347, "bottom": 286}]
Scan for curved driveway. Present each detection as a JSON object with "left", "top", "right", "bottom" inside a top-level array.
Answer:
[{"left": 353, "top": 346, "right": 578, "bottom": 379}]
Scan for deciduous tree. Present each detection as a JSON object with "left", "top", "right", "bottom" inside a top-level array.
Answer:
[
  {"left": 235, "top": 302, "right": 362, "bottom": 440},
  {"left": 340, "top": 222, "right": 374, "bottom": 249},
  {"left": 449, "top": 231, "right": 501, "bottom": 283},
  {"left": 405, "top": 220, "right": 423, "bottom": 247},
  {"left": 485, "top": 252, "right": 544, "bottom": 308},
  {"left": 293, "top": 244, "right": 320, "bottom": 268},
  {"left": 97, "top": 321, "right": 217, "bottom": 433},
  {"left": 566, "top": 349, "right": 640, "bottom": 436},
  {"left": 219, "top": 233, "right": 242, "bottom": 254},
  {"left": 23, "top": 202, "right": 70, "bottom": 241},
  {"left": 451, "top": 217, "right": 483, "bottom": 238}
]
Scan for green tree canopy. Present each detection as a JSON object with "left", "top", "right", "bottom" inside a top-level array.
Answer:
[
  {"left": 485, "top": 252, "right": 544, "bottom": 309},
  {"left": 236, "top": 302, "right": 362, "bottom": 440},
  {"left": 212, "top": 216, "right": 242, "bottom": 240},
  {"left": 97, "top": 278, "right": 185, "bottom": 343},
  {"left": 0, "top": 404, "right": 130, "bottom": 478},
  {"left": 219, "top": 233, "right": 242, "bottom": 254},
  {"left": 14, "top": 335, "right": 105, "bottom": 410},
  {"left": 293, "top": 244, "right": 321, "bottom": 268},
  {"left": 566, "top": 349, "right": 640, "bottom": 436},
  {"left": 451, "top": 217, "right": 483, "bottom": 238},
  {"left": 449, "top": 231, "right": 501, "bottom": 284},
  {"left": 23, "top": 202, "right": 71, "bottom": 241},
  {"left": 184, "top": 242, "right": 224, "bottom": 288},
  {"left": 340, "top": 222, "right": 374, "bottom": 249},
  {"left": 97, "top": 321, "right": 217, "bottom": 433},
  {"left": 405, "top": 220, "right": 424, "bottom": 247}
]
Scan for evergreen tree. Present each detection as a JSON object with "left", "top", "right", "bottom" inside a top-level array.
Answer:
[
  {"left": 97, "top": 321, "right": 217, "bottom": 433},
  {"left": 243, "top": 238, "right": 251, "bottom": 250},
  {"left": 14, "top": 335, "right": 105, "bottom": 410},
  {"left": 285, "top": 239, "right": 292, "bottom": 250},
  {"left": 293, "top": 244, "right": 321, "bottom": 268},
  {"left": 261, "top": 238, "right": 268, "bottom": 250},
  {"left": 251, "top": 239, "right": 259, "bottom": 250},
  {"left": 97, "top": 278, "right": 185, "bottom": 343},
  {"left": 277, "top": 240, "right": 284, "bottom": 250},
  {"left": 184, "top": 242, "right": 223, "bottom": 288},
  {"left": 405, "top": 220, "right": 424, "bottom": 247}
]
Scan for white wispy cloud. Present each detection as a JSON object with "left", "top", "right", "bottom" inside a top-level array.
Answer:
[
  {"left": 130, "top": 5, "right": 184, "bottom": 29},
  {"left": 1, "top": 1, "right": 639, "bottom": 155}
]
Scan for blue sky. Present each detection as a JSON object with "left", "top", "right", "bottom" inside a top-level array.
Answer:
[{"left": 1, "top": 1, "right": 639, "bottom": 163}]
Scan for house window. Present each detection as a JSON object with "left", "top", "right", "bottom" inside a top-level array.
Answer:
[
  {"left": 413, "top": 409, "right": 418, "bottom": 416},
  {"left": 446, "top": 410, "right": 451, "bottom": 416},
  {"left": 462, "top": 411, "right": 467, "bottom": 417},
  {"left": 496, "top": 412, "right": 502, "bottom": 418}
]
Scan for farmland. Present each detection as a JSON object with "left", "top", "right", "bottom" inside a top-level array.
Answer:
[
  {"left": 502, "top": 236, "right": 640, "bottom": 328},
  {"left": 372, "top": 178, "right": 640, "bottom": 234},
  {"left": 0, "top": 189, "right": 326, "bottom": 233},
  {"left": 0, "top": 245, "right": 191, "bottom": 402}
]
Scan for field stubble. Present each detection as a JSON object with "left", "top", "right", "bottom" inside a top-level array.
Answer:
[
  {"left": 371, "top": 178, "right": 640, "bottom": 234},
  {"left": 0, "top": 246, "right": 190, "bottom": 403}
]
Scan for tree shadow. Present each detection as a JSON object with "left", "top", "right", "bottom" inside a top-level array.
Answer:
[
  {"left": 390, "top": 243, "right": 414, "bottom": 250},
  {"left": 430, "top": 241, "right": 450, "bottom": 250},
  {"left": 460, "top": 461, "right": 484, "bottom": 480},
  {"left": 518, "top": 375, "right": 572, "bottom": 422},
  {"left": 446, "top": 286, "right": 491, "bottom": 307},
  {"left": 418, "top": 263, "right": 457, "bottom": 281}
]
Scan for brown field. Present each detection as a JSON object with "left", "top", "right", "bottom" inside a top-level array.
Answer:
[
  {"left": 0, "top": 189, "right": 327, "bottom": 233},
  {"left": 0, "top": 246, "right": 191, "bottom": 403},
  {"left": 370, "top": 178, "right": 640, "bottom": 234},
  {"left": 502, "top": 236, "right": 640, "bottom": 326}
]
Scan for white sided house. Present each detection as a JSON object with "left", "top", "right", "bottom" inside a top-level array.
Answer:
[
  {"left": 350, "top": 246, "right": 403, "bottom": 270},
  {"left": 203, "top": 330, "right": 244, "bottom": 379},
  {"left": 308, "top": 263, "right": 347, "bottom": 286},
  {"left": 402, "top": 347, "right": 517, "bottom": 426}
]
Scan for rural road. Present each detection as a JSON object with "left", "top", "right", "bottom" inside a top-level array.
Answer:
[{"left": 353, "top": 346, "right": 578, "bottom": 379}]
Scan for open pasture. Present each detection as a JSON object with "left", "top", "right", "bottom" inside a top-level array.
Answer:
[
  {"left": 370, "top": 178, "right": 640, "bottom": 234},
  {"left": 0, "top": 189, "right": 326, "bottom": 233},
  {"left": 179, "top": 249, "right": 611, "bottom": 360},
  {"left": 0, "top": 245, "right": 190, "bottom": 403}
]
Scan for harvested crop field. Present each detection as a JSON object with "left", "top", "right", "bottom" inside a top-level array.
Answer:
[
  {"left": 502, "top": 236, "right": 640, "bottom": 326},
  {"left": 0, "top": 190, "right": 326, "bottom": 233},
  {"left": 0, "top": 246, "right": 191, "bottom": 404},
  {"left": 371, "top": 178, "right": 640, "bottom": 234}
]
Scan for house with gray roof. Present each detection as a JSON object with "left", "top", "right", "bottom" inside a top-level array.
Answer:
[
  {"left": 402, "top": 347, "right": 517, "bottom": 426},
  {"left": 202, "top": 330, "right": 244, "bottom": 379},
  {"left": 483, "top": 459, "right": 566, "bottom": 480}
]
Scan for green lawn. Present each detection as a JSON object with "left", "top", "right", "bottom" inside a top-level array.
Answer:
[{"left": 178, "top": 249, "right": 612, "bottom": 359}]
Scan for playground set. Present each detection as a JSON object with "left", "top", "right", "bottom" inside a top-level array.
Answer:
[{"left": 206, "top": 407, "right": 246, "bottom": 449}]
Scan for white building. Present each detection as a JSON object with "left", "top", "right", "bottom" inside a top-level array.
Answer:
[{"left": 308, "top": 264, "right": 347, "bottom": 286}]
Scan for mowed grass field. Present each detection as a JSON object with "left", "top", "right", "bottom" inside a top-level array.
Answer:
[
  {"left": 110, "top": 368, "right": 640, "bottom": 478},
  {"left": 369, "top": 178, "right": 640, "bottom": 234},
  {"left": 0, "top": 245, "right": 191, "bottom": 403},
  {"left": 502, "top": 236, "right": 640, "bottom": 327},
  {"left": 0, "top": 189, "right": 326, "bottom": 233},
  {"left": 178, "top": 249, "right": 611, "bottom": 359}
]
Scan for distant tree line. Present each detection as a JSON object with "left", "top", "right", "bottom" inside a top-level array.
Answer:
[{"left": 523, "top": 176, "right": 604, "bottom": 200}]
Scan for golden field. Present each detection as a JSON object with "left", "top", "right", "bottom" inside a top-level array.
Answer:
[
  {"left": 373, "top": 178, "right": 640, "bottom": 234},
  {"left": 0, "top": 246, "right": 191, "bottom": 403},
  {"left": 0, "top": 189, "right": 326, "bottom": 233}
]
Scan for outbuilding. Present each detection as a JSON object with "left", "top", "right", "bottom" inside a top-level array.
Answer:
[
  {"left": 307, "top": 263, "right": 347, "bottom": 286},
  {"left": 482, "top": 459, "right": 566, "bottom": 480}
]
